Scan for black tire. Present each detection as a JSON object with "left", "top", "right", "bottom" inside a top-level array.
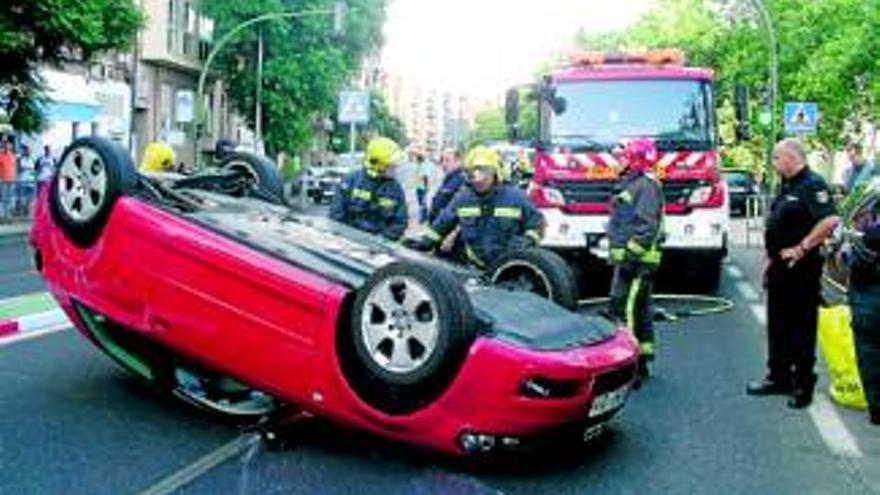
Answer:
[
  {"left": 486, "top": 247, "right": 579, "bottom": 311},
  {"left": 48, "top": 137, "right": 137, "bottom": 248},
  {"left": 342, "top": 261, "right": 476, "bottom": 415},
  {"left": 219, "top": 152, "right": 285, "bottom": 205}
]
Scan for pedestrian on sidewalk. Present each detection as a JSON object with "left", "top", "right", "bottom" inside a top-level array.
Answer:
[
  {"left": 606, "top": 137, "right": 664, "bottom": 382},
  {"left": 414, "top": 151, "right": 432, "bottom": 224},
  {"left": 0, "top": 140, "right": 16, "bottom": 221},
  {"left": 36, "top": 145, "right": 56, "bottom": 195},
  {"left": 842, "top": 141, "right": 875, "bottom": 195},
  {"left": 16, "top": 144, "right": 35, "bottom": 215},
  {"left": 747, "top": 139, "right": 840, "bottom": 409}
]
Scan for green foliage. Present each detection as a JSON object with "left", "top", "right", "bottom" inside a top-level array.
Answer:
[
  {"left": 0, "top": 0, "right": 143, "bottom": 132},
  {"left": 468, "top": 88, "right": 537, "bottom": 147},
  {"left": 201, "top": 0, "right": 387, "bottom": 157},
  {"left": 564, "top": 0, "right": 880, "bottom": 175},
  {"left": 329, "top": 90, "right": 407, "bottom": 152}
]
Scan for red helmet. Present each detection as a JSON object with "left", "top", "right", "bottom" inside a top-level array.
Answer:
[{"left": 621, "top": 137, "right": 658, "bottom": 173}]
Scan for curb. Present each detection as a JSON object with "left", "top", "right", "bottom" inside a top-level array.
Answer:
[
  {"left": 0, "top": 223, "right": 31, "bottom": 238},
  {"left": 0, "top": 308, "right": 69, "bottom": 340}
]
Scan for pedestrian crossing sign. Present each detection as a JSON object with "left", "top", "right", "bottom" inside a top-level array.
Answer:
[
  {"left": 338, "top": 90, "right": 370, "bottom": 124},
  {"left": 784, "top": 102, "right": 818, "bottom": 135}
]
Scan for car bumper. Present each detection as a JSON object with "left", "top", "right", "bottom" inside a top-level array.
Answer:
[{"left": 327, "top": 330, "right": 639, "bottom": 456}]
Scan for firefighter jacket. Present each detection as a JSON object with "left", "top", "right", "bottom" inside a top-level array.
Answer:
[
  {"left": 428, "top": 168, "right": 466, "bottom": 223},
  {"left": 426, "top": 183, "right": 543, "bottom": 267},
  {"left": 329, "top": 169, "right": 408, "bottom": 241},
  {"left": 608, "top": 171, "right": 664, "bottom": 265}
]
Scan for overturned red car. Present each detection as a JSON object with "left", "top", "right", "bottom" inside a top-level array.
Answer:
[{"left": 30, "top": 137, "right": 638, "bottom": 456}]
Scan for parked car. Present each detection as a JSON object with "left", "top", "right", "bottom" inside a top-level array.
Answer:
[
  {"left": 722, "top": 168, "right": 760, "bottom": 217},
  {"left": 305, "top": 166, "right": 349, "bottom": 203},
  {"left": 31, "top": 137, "right": 638, "bottom": 457}
]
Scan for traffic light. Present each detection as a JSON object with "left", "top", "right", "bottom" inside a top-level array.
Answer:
[{"left": 734, "top": 84, "right": 750, "bottom": 141}]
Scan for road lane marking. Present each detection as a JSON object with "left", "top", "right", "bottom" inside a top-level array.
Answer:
[
  {"left": 809, "top": 394, "right": 864, "bottom": 459},
  {"left": 750, "top": 304, "right": 766, "bottom": 327},
  {"left": 135, "top": 434, "right": 260, "bottom": 495},
  {"left": 736, "top": 281, "right": 760, "bottom": 302},
  {"left": 0, "top": 325, "right": 68, "bottom": 347},
  {"left": 725, "top": 265, "right": 744, "bottom": 280}
]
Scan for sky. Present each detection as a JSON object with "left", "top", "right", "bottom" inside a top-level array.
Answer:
[{"left": 381, "top": 0, "right": 655, "bottom": 98}]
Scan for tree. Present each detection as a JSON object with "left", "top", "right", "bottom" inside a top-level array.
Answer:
[
  {"left": 0, "top": 0, "right": 143, "bottom": 132},
  {"left": 200, "top": 0, "right": 388, "bottom": 157},
  {"left": 329, "top": 90, "right": 407, "bottom": 153},
  {"left": 468, "top": 107, "right": 506, "bottom": 146}
]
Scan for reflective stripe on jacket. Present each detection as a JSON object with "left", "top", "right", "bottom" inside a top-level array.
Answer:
[
  {"left": 607, "top": 171, "right": 664, "bottom": 265},
  {"left": 329, "top": 169, "right": 408, "bottom": 240}
]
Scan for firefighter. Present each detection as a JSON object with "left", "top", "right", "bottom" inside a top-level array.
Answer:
[
  {"left": 139, "top": 142, "right": 176, "bottom": 173},
  {"left": 607, "top": 137, "right": 664, "bottom": 381},
  {"left": 404, "top": 145, "right": 543, "bottom": 268},
  {"left": 329, "top": 137, "right": 408, "bottom": 241}
]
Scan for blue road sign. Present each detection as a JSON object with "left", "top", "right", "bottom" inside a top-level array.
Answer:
[
  {"left": 338, "top": 91, "right": 370, "bottom": 124},
  {"left": 784, "top": 102, "right": 818, "bottom": 135}
]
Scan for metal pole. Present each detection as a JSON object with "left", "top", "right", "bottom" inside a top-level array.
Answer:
[
  {"left": 749, "top": 0, "right": 779, "bottom": 189},
  {"left": 349, "top": 122, "right": 356, "bottom": 153},
  {"left": 255, "top": 26, "right": 263, "bottom": 154}
]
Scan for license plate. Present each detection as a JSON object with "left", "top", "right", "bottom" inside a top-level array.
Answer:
[{"left": 588, "top": 387, "right": 628, "bottom": 418}]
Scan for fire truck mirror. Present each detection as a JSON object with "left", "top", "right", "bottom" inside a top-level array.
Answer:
[
  {"left": 551, "top": 96, "right": 567, "bottom": 116},
  {"left": 734, "top": 84, "right": 751, "bottom": 142}
]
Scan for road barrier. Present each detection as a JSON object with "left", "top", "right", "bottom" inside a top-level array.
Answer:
[
  {"left": 0, "top": 180, "right": 40, "bottom": 222},
  {"left": 744, "top": 194, "right": 768, "bottom": 248}
]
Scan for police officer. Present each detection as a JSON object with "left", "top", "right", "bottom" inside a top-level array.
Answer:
[
  {"left": 846, "top": 201, "right": 880, "bottom": 425},
  {"left": 747, "top": 139, "right": 839, "bottom": 409},
  {"left": 607, "top": 138, "right": 664, "bottom": 380},
  {"left": 404, "top": 146, "right": 543, "bottom": 268},
  {"left": 329, "top": 137, "right": 408, "bottom": 241}
]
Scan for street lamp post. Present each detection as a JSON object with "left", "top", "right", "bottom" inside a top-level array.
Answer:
[
  {"left": 747, "top": 0, "right": 779, "bottom": 186},
  {"left": 194, "top": 2, "right": 347, "bottom": 169}
]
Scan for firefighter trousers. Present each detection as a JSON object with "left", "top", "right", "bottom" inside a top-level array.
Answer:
[
  {"left": 610, "top": 262, "right": 655, "bottom": 357},
  {"left": 851, "top": 286, "right": 880, "bottom": 414}
]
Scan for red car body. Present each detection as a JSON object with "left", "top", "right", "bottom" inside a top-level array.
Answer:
[{"left": 30, "top": 182, "right": 638, "bottom": 456}]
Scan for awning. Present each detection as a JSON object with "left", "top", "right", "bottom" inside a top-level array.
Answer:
[
  {"left": 40, "top": 68, "right": 100, "bottom": 122},
  {"left": 44, "top": 101, "right": 100, "bottom": 122}
]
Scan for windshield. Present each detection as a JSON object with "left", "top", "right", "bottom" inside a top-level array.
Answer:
[{"left": 549, "top": 79, "right": 715, "bottom": 152}]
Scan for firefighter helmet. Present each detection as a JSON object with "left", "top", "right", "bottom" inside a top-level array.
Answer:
[
  {"left": 464, "top": 146, "right": 503, "bottom": 179},
  {"left": 364, "top": 137, "right": 403, "bottom": 177},
  {"left": 621, "top": 137, "right": 658, "bottom": 173},
  {"left": 140, "top": 142, "right": 176, "bottom": 173}
]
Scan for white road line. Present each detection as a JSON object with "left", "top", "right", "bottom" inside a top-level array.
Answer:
[
  {"left": 0, "top": 325, "right": 68, "bottom": 347},
  {"left": 135, "top": 434, "right": 260, "bottom": 495},
  {"left": 809, "top": 394, "right": 864, "bottom": 458},
  {"left": 726, "top": 265, "right": 744, "bottom": 280},
  {"left": 736, "top": 281, "right": 760, "bottom": 302},
  {"left": 750, "top": 304, "right": 766, "bottom": 326}
]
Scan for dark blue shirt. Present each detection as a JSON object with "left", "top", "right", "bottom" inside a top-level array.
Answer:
[
  {"left": 428, "top": 168, "right": 466, "bottom": 223},
  {"left": 329, "top": 169, "right": 408, "bottom": 240}
]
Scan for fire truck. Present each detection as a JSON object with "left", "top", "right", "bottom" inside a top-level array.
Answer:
[{"left": 508, "top": 49, "right": 729, "bottom": 291}]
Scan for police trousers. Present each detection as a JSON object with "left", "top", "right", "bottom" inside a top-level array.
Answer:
[
  {"left": 765, "top": 263, "right": 821, "bottom": 388},
  {"left": 610, "top": 262, "right": 655, "bottom": 356},
  {"left": 850, "top": 285, "right": 880, "bottom": 412}
]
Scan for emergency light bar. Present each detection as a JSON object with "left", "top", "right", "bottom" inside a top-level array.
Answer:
[{"left": 569, "top": 49, "right": 685, "bottom": 67}]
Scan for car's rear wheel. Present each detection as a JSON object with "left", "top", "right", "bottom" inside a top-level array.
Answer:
[
  {"left": 341, "top": 261, "right": 476, "bottom": 415},
  {"left": 49, "top": 137, "right": 137, "bottom": 247},
  {"left": 219, "top": 152, "right": 285, "bottom": 205},
  {"left": 486, "top": 248, "right": 579, "bottom": 310}
]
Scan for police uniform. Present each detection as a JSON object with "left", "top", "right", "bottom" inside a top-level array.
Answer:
[
  {"left": 329, "top": 169, "right": 408, "bottom": 241},
  {"left": 426, "top": 183, "right": 543, "bottom": 268},
  {"left": 607, "top": 170, "right": 664, "bottom": 362},
  {"left": 849, "top": 220, "right": 880, "bottom": 424},
  {"left": 763, "top": 167, "right": 835, "bottom": 394}
]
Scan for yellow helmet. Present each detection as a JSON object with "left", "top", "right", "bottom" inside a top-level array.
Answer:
[
  {"left": 364, "top": 137, "right": 402, "bottom": 177},
  {"left": 465, "top": 146, "right": 503, "bottom": 179},
  {"left": 140, "top": 142, "right": 176, "bottom": 173}
]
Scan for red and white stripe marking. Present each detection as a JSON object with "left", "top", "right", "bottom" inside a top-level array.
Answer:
[{"left": 0, "top": 309, "right": 70, "bottom": 344}]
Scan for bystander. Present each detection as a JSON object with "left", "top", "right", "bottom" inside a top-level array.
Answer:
[{"left": 0, "top": 141, "right": 16, "bottom": 220}]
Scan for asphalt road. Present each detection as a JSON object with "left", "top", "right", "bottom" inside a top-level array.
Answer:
[{"left": 1, "top": 222, "right": 877, "bottom": 495}]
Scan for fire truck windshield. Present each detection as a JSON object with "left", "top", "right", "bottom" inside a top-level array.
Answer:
[{"left": 549, "top": 79, "right": 715, "bottom": 152}]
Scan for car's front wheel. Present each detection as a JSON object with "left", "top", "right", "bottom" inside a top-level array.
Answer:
[{"left": 340, "top": 261, "right": 476, "bottom": 415}]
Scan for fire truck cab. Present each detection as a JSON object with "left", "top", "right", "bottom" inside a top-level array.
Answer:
[{"left": 510, "top": 49, "right": 728, "bottom": 292}]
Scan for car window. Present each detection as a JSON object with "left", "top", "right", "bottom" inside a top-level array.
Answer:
[{"left": 723, "top": 171, "right": 752, "bottom": 186}]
